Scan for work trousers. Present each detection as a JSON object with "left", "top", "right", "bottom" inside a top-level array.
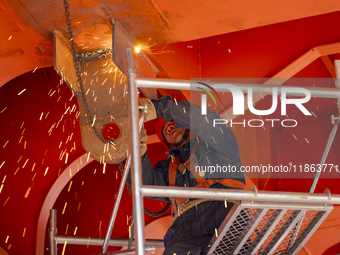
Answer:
[{"left": 163, "top": 201, "right": 234, "bottom": 255}]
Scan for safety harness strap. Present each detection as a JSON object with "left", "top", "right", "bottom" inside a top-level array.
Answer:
[{"left": 168, "top": 140, "right": 246, "bottom": 216}]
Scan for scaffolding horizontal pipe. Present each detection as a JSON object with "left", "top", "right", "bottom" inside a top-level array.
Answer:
[
  {"left": 54, "top": 236, "right": 164, "bottom": 247},
  {"left": 135, "top": 78, "right": 340, "bottom": 98},
  {"left": 140, "top": 186, "right": 340, "bottom": 205}
]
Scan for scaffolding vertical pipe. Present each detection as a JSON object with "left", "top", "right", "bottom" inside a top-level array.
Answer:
[
  {"left": 308, "top": 117, "right": 340, "bottom": 193},
  {"left": 126, "top": 47, "right": 145, "bottom": 255},
  {"left": 309, "top": 60, "right": 340, "bottom": 193},
  {"left": 335, "top": 60, "right": 340, "bottom": 88},
  {"left": 49, "top": 209, "right": 57, "bottom": 255}
]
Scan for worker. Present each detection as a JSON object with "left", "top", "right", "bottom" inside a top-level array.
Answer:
[{"left": 138, "top": 95, "right": 246, "bottom": 255}]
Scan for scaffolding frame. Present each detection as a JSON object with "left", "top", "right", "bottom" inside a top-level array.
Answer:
[{"left": 48, "top": 53, "right": 340, "bottom": 254}]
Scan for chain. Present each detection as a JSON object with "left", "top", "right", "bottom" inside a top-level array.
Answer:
[
  {"left": 64, "top": 0, "right": 169, "bottom": 217},
  {"left": 63, "top": 0, "right": 109, "bottom": 144},
  {"left": 118, "top": 162, "right": 170, "bottom": 217}
]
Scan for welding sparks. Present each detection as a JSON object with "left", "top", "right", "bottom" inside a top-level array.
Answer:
[
  {"left": 61, "top": 241, "right": 67, "bottom": 255},
  {"left": 5, "top": 236, "right": 9, "bottom": 243},
  {"left": 0, "top": 184, "right": 4, "bottom": 194},
  {"left": 305, "top": 138, "right": 310, "bottom": 144},
  {"left": 32, "top": 67, "right": 38, "bottom": 73},
  {"left": 24, "top": 187, "right": 31, "bottom": 198},
  {"left": 1, "top": 107, "right": 6, "bottom": 113},
  {"left": 0, "top": 161, "right": 5, "bottom": 169},
  {"left": 43, "top": 167, "right": 49, "bottom": 176},
  {"left": 31, "top": 173, "right": 37, "bottom": 182},
  {"left": 22, "top": 159, "right": 29, "bottom": 168},
  {"left": 62, "top": 202, "right": 67, "bottom": 214},
  {"left": 92, "top": 115, "right": 96, "bottom": 127},
  {"left": 68, "top": 181, "right": 73, "bottom": 192},
  {"left": 135, "top": 46, "right": 142, "bottom": 53},
  {"left": 23, "top": 228, "right": 26, "bottom": 237},
  {"left": 293, "top": 134, "right": 297, "bottom": 140},
  {"left": 3, "top": 196, "right": 10, "bottom": 206},
  {"left": 3, "top": 140, "right": 9, "bottom": 148},
  {"left": 74, "top": 227, "right": 78, "bottom": 235},
  {"left": 8, "top": 36, "right": 12, "bottom": 40},
  {"left": 39, "top": 112, "right": 44, "bottom": 120},
  {"left": 99, "top": 221, "right": 102, "bottom": 231},
  {"left": 65, "top": 153, "right": 69, "bottom": 164}
]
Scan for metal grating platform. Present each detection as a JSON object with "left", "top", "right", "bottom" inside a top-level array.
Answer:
[{"left": 204, "top": 201, "right": 332, "bottom": 255}]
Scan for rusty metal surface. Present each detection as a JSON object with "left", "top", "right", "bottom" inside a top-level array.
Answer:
[
  {"left": 54, "top": 30, "right": 129, "bottom": 163},
  {"left": 78, "top": 53, "right": 130, "bottom": 163}
]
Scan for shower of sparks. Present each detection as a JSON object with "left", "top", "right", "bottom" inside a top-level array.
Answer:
[
  {"left": 44, "top": 167, "right": 49, "bottom": 176},
  {"left": 305, "top": 138, "right": 309, "bottom": 144},
  {"left": 5, "top": 236, "right": 9, "bottom": 243},
  {"left": 74, "top": 227, "right": 78, "bottom": 235},
  {"left": 24, "top": 141, "right": 27, "bottom": 149},
  {"left": 311, "top": 111, "right": 317, "bottom": 117},
  {"left": 3, "top": 140, "right": 9, "bottom": 148},
  {"left": 22, "top": 159, "right": 29, "bottom": 168},
  {"left": 8, "top": 36, "right": 12, "bottom": 40},
  {"left": 293, "top": 134, "right": 297, "bottom": 140},
  {"left": 23, "top": 228, "right": 26, "bottom": 237},
  {"left": 61, "top": 241, "right": 67, "bottom": 255},
  {"left": 0, "top": 184, "right": 4, "bottom": 193},
  {"left": 103, "top": 163, "right": 107, "bottom": 174},
  {"left": 99, "top": 221, "right": 102, "bottom": 231},
  {"left": 174, "top": 98, "right": 178, "bottom": 105},
  {"left": 215, "top": 228, "right": 218, "bottom": 237},
  {"left": 0, "top": 161, "right": 5, "bottom": 169},
  {"left": 62, "top": 202, "right": 67, "bottom": 214},
  {"left": 77, "top": 203, "right": 81, "bottom": 211},
  {"left": 31, "top": 163, "right": 36, "bottom": 172},
  {"left": 1, "top": 107, "right": 6, "bottom": 113},
  {"left": 65, "top": 224, "right": 69, "bottom": 235},
  {"left": 24, "top": 187, "right": 31, "bottom": 198},
  {"left": 2, "top": 175, "right": 6, "bottom": 183},
  {"left": 3, "top": 196, "right": 10, "bottom": 206},
  {"left": 92, "top": 115, "right": 96, "bottom": 127},
  {"left": 65, "top": 153, "right": 69, "bottom": 164},
  {"left": 14, "top": 167, "right": 20, "bottom": 175},
  {"left": 68, "top": 181, "right": 73, "bottom": 192},
  {"left": 33, "top": 67, "right": 38, "bottom": 73},
  {"left": 31, "top": 173, "right": 37, "bottom": 182}
]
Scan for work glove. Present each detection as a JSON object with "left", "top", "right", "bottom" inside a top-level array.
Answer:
[
  {"left": 138, "top": 97, "right": 157, "bottom": 122},
  {"left": 140, "top": 128, "right": 147, "bottom": 155}
]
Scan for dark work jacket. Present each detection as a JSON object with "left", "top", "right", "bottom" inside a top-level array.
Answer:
[{"left": 141, "top": 96, "right": 245, "bottom": 203}]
